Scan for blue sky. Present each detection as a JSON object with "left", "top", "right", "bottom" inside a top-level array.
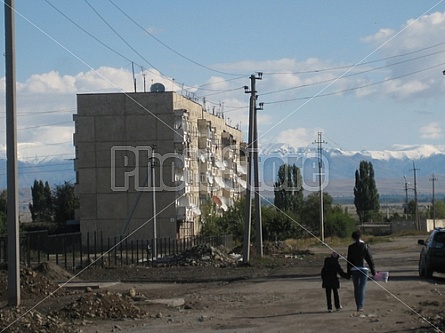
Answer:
[{"left": 1, "top": 1, "right": 445, "bottom": 161}]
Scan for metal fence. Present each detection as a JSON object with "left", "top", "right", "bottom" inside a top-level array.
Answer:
[{"left": 0, "top": 231, "right": 234, "bottom": 272}]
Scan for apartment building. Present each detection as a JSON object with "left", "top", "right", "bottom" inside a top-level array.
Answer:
[{"left": 73, "top": 87, "right": 245, "bottom": 241}]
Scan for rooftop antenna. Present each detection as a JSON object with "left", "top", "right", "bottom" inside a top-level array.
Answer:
[
  {"left": 202, "top": 97, "right": 206, "bottom": 119},
  {"left": 141, "top": 67, "right": 146, "bottom": 93},
  {"left": 131, "top": 62, "right": 136, "bottom": 92}
]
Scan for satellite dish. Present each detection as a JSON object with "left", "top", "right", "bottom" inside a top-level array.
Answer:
[
  {"left": 212, "top": 195, "right": 222, "bottom": 207},
  {"left": 150, "top": 83, "right": 165, "bottom": 92}
]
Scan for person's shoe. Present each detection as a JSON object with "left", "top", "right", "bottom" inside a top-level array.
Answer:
[
  {"left": 328, "top": 309, "right": 333, "bottom": 313},
  {"left": 336, "top": 306, "right": 342, "bottom": 311},
  {"left": 357, "top": 308, "right": 363, "bottom": 312}
]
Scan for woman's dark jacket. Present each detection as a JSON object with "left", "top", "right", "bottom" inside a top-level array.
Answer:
[
  {"left": 321, "top": 257, "right": 349, "bottom": 289},
  {"left": 346, "top": 241, "right": 376, "bottom": 276}
]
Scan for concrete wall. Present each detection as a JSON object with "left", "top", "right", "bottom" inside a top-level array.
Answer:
[
  {"left": 425, "top": 219, "right": 445, "bottom": 232},
  {"left": 74, "top": 91, "right": 242, "bottom": 243},
  {"left": 390, "top": 219, "right": 445, "bottom": 233}
]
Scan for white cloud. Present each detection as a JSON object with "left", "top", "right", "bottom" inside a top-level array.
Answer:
[
  {"left": 362, "top": 11, "right": 445, "bottom": 100},
  {"left": 19, "top": 71, "right": 76, "bottom": 94},
  {"left": 276, "top": 127, "right": 320, "bottom": 149},
  {"left": 420, "top": 122, "right": 443, "bottom": 139},
  {"left": 17, "top": 126, "right": 74, "bottom": 161}
]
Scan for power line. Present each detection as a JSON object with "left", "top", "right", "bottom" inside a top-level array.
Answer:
[
  {"left": 262, "top": 48, "right": 445, "bottom": 97},
  {"left": 262, "top": 61, "right": 445, "bottom": 106},
  {"left": 107, "top": 0, "right": 245, "bottom": 77},
  {"left": 263, "top": 41, "right": 445, "bottom": 75}
]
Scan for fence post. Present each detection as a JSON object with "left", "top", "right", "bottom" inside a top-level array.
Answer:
[
  {"left": 27, "top": 234, "right": 31, "bottom": 267},
  {"left": 79, "top": 233, "right": 83, "bottom": 269},
  {"left": 101, "top": 232, "right": 104, "bottom": 268},
  {"left": 147, "top": 239, "right": 151, "bottom": 267},
  {"left": 55, "top": 236, "right": 59, "bottom": 266},
  {"left": 63, "top": 235, "right": 67, "bottom": 270},
  {"left": 125, "top": 237, "right": 128, "bottom": 266},
  {"left": 119, "top": 236, "right": 123, "bottom": 267},
  {"left": 108, "top": 237, "right": 111, "bottom": 268},
  {"left": 131, "top": 240, "right": 134, "bottom": 265},
  {"left": 36, "top": 233, "right": 41, "bottom": 265},
  {"left": 114, "top": 236, "right": 117, "bottom": 266},
  {"left": 72, "top": 233, "right": 75, "bottom": 272},
  {"left": 86, "top": 232, "right": 90, "bottom": 265},
  {"left": 136, "top": 239, "right": 139, "bottom": 266},
  {"left": 94, "top": 231, "right": 97, "bottom": 268}
]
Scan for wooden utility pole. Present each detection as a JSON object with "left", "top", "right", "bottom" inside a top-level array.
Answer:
[
  {"left": 243, "top": 73, "right": 262, "bottom": 262},
  {"left": 430, "top": 174, "right": 437, "bottom": 229},
  {"left": 5, "top": 0, "right": 20, "bottom": 306},
  {"left": 151, "top": 145, "right": 157, "bottom": 258},
  {"left": 411, "top": 162, "right": 420, "bottom": 231},
  {"left": 253, "top": 95, "right": 263, "bottom": 257},
  {"left": 313, "top": 132, "right": 326, "bottom": 242}
]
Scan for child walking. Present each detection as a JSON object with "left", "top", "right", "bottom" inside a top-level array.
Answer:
[{"left": 321, "top": 252, "right": 349, "bottom": 312}]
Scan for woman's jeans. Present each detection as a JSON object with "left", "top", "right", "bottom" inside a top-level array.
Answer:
[{"left": 351, "top": 270, "right": 368, "bottom": 310}]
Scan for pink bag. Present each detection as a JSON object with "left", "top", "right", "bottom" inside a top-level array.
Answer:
[{"left": 372, "top": 271, "right": 389, "bottom": 282}]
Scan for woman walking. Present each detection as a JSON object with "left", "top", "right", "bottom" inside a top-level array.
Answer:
[{"left": 347, "top": 230, "right": 376, "bottom": 312}]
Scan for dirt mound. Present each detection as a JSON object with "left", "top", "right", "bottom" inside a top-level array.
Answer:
[
  {"left": 34, "top": 262, "right": 77, "bottom": 282},
  {"left": 172, "top": 244, "right": 238, "bottom": 267},
  {"left": 0, "top": 265, "right": 65, "bottom": 300},
  {"left": 55, "top": 290, "right": 148, "bottom": 320},
  {"left": 0, "top": 306, "right": 79, "bottom": 333}
]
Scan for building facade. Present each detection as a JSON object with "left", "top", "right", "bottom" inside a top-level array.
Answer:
[{"left": 73, "top": 90, "right": 245, "bottom": 241}]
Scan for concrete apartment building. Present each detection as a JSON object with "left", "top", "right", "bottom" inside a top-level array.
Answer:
[{"left": 73, "top": 88, "right": 245, "bottom": 242}]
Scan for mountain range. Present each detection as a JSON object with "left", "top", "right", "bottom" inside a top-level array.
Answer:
[
  {"left": 0, "top": 144, "right": 444, "bottom": 201},
  {"left": 259, "top": 143, "right": 445, "bottom": 199}
]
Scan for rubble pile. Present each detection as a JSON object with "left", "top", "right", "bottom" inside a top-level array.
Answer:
[
  {"left": 56, "top": 290, "right": 148, "bottom": 320},
  {"left": 0, "top": 263, "right": 65, "bottom": 300},
  {"left": 263, "top": 241, "right": 293, "bottom": 255},
  {"left": 0, "top": 307, "right": 79, "bottom": 333},
  {"left": 34, "top": 262, "right": 75, "bottom": 282},
  {"left": 172, "top": 244, "right": 238, "bottom": 267}
]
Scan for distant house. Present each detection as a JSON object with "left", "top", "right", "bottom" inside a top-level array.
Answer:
[{"left": 73, "top": 87, "right": 245, "bottom": 242}]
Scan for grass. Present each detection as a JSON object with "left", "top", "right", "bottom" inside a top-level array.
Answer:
[{"left": 282, "top": 230, "right": 430, "bottom": 251}]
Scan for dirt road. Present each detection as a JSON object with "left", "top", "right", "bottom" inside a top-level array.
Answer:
[{"left": 79, "top": 235, "right": 445, "bottom": 333}]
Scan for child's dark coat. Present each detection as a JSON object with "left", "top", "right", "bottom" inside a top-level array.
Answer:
[{"left": 321, "top": 257, "right": 349, "bottom": 289}]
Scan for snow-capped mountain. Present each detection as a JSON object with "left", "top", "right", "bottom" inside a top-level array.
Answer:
[
  {"left": 0, "top": 158, "right": 75, "bottom": 189},
  {"left": 260, "top": 143, "right": 445, "bottom": 197},
  {"left": 0, "top": 143, "right": 444, "bottom": 197}
]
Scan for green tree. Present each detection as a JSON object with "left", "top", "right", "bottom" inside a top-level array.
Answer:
[
  {"left": 200, "top": 197, "right": 247, "bottom": 242},
  {"left": 354, "top": 161, "right": 380, "bottom": 222},
  {"left": 300, "top": 192, "right": 333, "bottom": 234},
  {"left": 431, "top": 200, "right": 445, "bottom": 219},
  {"left": 29, "top": 180, "right": 53, "bottom": 222},
  {"left": 53, "top": 182, "right": 79, "bottom": 224},
  {"left": 261, "top": 206, "right": 301, "bottom": 241},
  {"left": 407, "top": 199, "right": 417, "bottom": 218},
  {"left": 325, "top": 205, "right": 356, "bottom": 238},
  {"left": 273, "top": 164, "right": 303, "bottom": 213},
  {"left": 199, "top": 200, "right": 223, "bottom": 236}
]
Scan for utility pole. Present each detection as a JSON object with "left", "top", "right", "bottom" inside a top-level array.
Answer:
[
  {"left": 313, "top": 132, "right": 326, "bottom": 242},
  {"left": 243, "top": 73, "right": 262, "bottom": 262},
  {"left": 150, "top": 145, "right": 157, "bottom": 259},
  {"left": 253, "top": 99, "right": 263, "bottom": 258},
  {"left": 403, "top": 175, "right": 409, "bottom": 220},
  {"left": 411, "top": 162, "right": 420, "bottom": 231},
  {"left": 5, "top": 0, "right": 20, "bottom": 306},
  {"left": 430, "top": 174, "right": 437, "bottom": 229}
]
